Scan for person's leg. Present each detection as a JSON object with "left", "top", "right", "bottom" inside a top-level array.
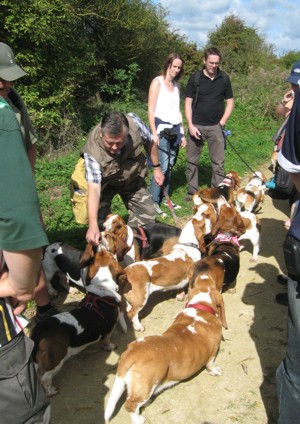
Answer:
[
  {"left": 150, "top": 136, "right": 169, "bottom": 205},
  {"left": 34, "top": 267, "right": 58, "bottom": 322},
  {"left": 276, "top": 276, "right": 300, "bottom": 423},
  {"left": 122, "top": 179, "right": 156, "bottom": 227},
  {"left": 206, "top": 124, "right": 225, "bottom": 187},
  {"left": 186, "top": 128, "right": 204, "bottom": 195}
]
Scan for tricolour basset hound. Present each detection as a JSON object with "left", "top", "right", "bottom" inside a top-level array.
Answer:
[
  {"left": 31, "top": 242, "right": 127, "bottom": 397},
  {"left": 102, "top": 214, "right": 182, "bottom": 266},
  {"left": 118, "top": 203, "right": 218, "bottom": 332},
  {"left": 192, "top": 170, "right": 241, "bottom": 206}
]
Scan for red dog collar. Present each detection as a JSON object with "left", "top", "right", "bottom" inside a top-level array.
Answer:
[{"left": 185, "top": 302, "right": 215, "bottom": 316}]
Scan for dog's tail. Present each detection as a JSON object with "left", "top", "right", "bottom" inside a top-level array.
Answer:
[{"left": 104, "top": 375, "right": 126, "bottom": 423}]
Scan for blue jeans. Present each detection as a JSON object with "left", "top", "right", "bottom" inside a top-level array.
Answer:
[
  {"left": 276, "top": 276, "right": 300, "bottom": 423},
  {"left": 150, "top": 135, "right": 179, "bottom": 204}
]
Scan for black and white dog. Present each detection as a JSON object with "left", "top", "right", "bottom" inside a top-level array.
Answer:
[
  {"left": 42, "top": 231, "right": 130, "bottom": 296},
  {"left": 31, "top": 243, "right": 128, "bottom": 397}
]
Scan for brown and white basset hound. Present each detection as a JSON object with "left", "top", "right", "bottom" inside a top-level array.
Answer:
[
  {"left": 31, "top": 242, "right": 127, "bottom": 397},
  {"left": 193, "top": 170, "right": 240, "bottom": 207},
  {"left": 235, "top": 171, "right": 267, "bottom": 213},
  {"left": 102, "top": 214, "right": 182, "bottom": 266},
  {"left": 104, "top": 267, "right": 227, "bottom": 424},
  {"left": 119, "top": 203, "right": 217, "bottom": 332},
  {"left": 238, "top": 210, "right": 261, "bottom": 262}
]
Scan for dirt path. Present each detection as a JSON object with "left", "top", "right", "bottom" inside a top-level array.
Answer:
[{"left": 47, "top": 166, "right": 290, "bottom": 424}]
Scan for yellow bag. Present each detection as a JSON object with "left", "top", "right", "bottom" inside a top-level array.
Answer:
[{"left": 70, "top": 157, "right": 88, "bottom": 225}]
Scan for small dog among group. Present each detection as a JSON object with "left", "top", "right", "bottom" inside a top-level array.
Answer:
[
  {"left": 102, "top": 214, "right": 182, "bottom": 265},
  {"left": 42, "top": 231, "right": 130, "bottom": 296},
  {"left": 105, "top": 266, "right": 228, "bottom": 424},
  {"left": 118, "top": 202, "right": 217, "bottom": 332},
  {"left": 192, "top": 170, "right": 240, "bottom": 206},
  {"left": 235, "top": 171, "right": 267, "bottom": 213},
  {"left": 31, "top": 243, "right": 127, "bottom": 397}
]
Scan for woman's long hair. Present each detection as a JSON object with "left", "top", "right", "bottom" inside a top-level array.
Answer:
[{"left": 162, "top": 53, "right": 184, "bottom": 81}]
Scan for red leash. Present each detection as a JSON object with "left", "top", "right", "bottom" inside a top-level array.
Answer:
[{"left": 162, "top": 186, "right": 178, "bottom": 225}]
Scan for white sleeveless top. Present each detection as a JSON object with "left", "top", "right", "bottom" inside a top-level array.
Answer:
[{"left": 154, "top": 76, "right": 181, "bottom": 125}]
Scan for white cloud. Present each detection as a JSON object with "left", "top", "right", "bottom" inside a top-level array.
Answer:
[{"left": 156, "top": 0, "right": 299, "bottom": 56}]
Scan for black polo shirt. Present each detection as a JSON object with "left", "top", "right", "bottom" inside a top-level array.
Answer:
[{"left": 185, "top": 69, "right": 233, "bottom": 126}]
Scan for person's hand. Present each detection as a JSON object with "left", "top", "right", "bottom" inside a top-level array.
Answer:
[
  {"left": 153, "top": 168, "right": 165, "bottom": 186},
  {"left": 85, "top": 224, "right": 101, "bottom": 246},
  {"left": 282, "top": 90, "right": 294, "bottom": 104},
  {"left": 153, "top": 134, "right": 160, "bottom": 145},
  {"left": 10, "top": 298, "right": 28, "bottom": 316},
  {"left": 188, "top": 125, "right": 201, "bottom": 139},
  {"left": 180, "top": 136, "right": 187, "bottom": 148}
]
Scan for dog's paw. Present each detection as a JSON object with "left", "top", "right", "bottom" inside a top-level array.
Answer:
[
  {"left": 130, "top": 412, "right": 146, "bottom": 424},
  {"left": 226, "top": 287, "right": 236, "bottom": 294},
  {"left": 176, "top": 291, "right": 186, "bottom": 302},
  {"left": 103, "top": 342, "right": 116, "bottom": 352},
  {"left": 44, "top": 384, "right": 59, "bottom": 397},
  {"left": 132, "top": 317, "right": 145, "bottom": 332},
  {"left": 206, "top": 363, "right": 223, "bottom": 376},
  {"left": 249, "top": 257, "right": 258, "bottom": 262},
  {"left": 68, "top": 286, "right": 80, "bottom": 294}
]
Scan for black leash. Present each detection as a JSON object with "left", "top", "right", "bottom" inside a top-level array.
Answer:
[{"left": 223, "top": 130, "right": 263, "bottom": 181}]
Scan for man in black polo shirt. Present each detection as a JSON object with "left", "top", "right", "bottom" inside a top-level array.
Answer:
[{"left": 184, "top": 47, "right": 234, "bottom": 198}]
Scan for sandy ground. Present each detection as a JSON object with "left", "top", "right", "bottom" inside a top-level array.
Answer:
[{"left": 31, "top": 166, "right": 291, "bottom": 424}]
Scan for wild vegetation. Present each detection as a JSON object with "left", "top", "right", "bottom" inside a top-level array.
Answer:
[{"left": 1, "top": 1, "right": 300, "bottom": 247}]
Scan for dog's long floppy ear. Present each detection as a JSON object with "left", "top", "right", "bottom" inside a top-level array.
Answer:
[
  {"left": 79, "top": 243, "right": 95, "bottom": 267},
  {"left": 211, "top": 213, "right": 225, "bottom": 236},
  {"left": 202, "top": 204, "right": 217, "bottom": 229},
  {"left": 112, "top": 260, "right": 127, "bottom": 282},
  {"left": 114, "top": 235, "right": 131, "bottom": 262},
  {"left": 215, "top": 291, "right": 228, "bottom": 329},
  {"left": 192, "top": 219, "right": 206, "bottom": 254},
  {"left": 234, "top": 173, "right": 241, "bottom": 189},
  {"left": 117, "top": 273, "right": 131, "bottom": 294},
  {"left": 193, "top": 192, "right": 204, "bottom": 207},
  {"left": 236, "top": 212, "right": 246, "bottom": 236}
]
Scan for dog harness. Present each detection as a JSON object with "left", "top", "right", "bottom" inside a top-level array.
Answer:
[
  {"left": 185, "top": 302, "right": 216, "bottom": 316},
  {"left": 80, "top": 294, "right": 119, "bottom": 319},
  {"left": 214, "top": 232, "right": 240, "bottom": 247}
]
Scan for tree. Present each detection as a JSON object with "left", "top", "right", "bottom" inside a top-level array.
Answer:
[
  {"left": 0, "top": 0, "right": 192, "bottom": 149},
  {"left": 206, "top": 15, "right": 275, "bottom": 74},
  {"left": 279, "top": 51, "right": 300, "bottom": 69}
]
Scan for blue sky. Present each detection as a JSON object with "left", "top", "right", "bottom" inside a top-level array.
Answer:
[{"left": 152, "top": 0, "right": 300, "bottom": 56}]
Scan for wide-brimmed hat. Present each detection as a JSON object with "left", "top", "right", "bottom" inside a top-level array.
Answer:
[
  {"left": 286, "top": 59, "right": 300, "bottom": 85},
  {"left": 0, "top": 42, "right": 27, "bottom": 81}
]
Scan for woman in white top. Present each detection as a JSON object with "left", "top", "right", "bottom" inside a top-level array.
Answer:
[{"left": 148, "top": 53, "right": 186, "bottom": 216}]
